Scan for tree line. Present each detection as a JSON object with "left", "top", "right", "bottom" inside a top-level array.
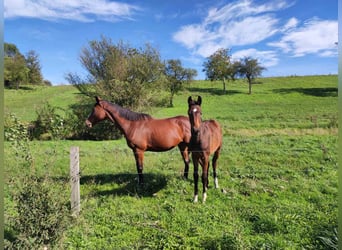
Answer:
[
  {"left": 5, "top": 38, "right": 265, "bottom": 97},
  {"left": 68, "top": 37, "right": 266, "bottom": 112},
  {"left": 4, "top": 43, "right": 51, "bottom": 89},
  {"left": 5, "top": 37, "right": 266, "bottom": 141},
  {"left": 202, "top": 48, "right": 266, "bottom": 95}
]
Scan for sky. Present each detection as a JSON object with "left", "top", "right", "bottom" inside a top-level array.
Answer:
[{"left": 4, "top": 0, "right": 338, "bottom": 85}]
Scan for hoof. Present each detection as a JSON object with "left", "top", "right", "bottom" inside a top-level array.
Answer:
[
  {"left": 214, "top": 178, "right": 219, "bottom": 189},
  {"left": 193, "top": 195, "right": 198, "bottom": 203},
  {"left": 202, "top": 193, "right": 207, "bottom": 203}
]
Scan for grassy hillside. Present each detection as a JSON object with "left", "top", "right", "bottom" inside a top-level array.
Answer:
[
  {"left": 4, "top": 75, "right": 338, "bottom": 249},
  {"left": 4, "top": 85, "right": 80, "bottom": 122}
]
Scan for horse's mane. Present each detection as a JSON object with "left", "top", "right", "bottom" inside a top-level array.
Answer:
[{"left": 103, "top": 101, "right": 152, "bottom": 121}]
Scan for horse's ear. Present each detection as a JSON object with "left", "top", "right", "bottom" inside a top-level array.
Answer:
[
  {"left": 197, "top": 96, "right": 202, "bottom": 106},
  {"left": 95, "top": 96, "right": 102, "bottom": 103},
  {"left": 188, "top": 96, "right": 193, "bottom": 105}
]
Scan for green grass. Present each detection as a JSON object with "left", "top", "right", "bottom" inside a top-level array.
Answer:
[
  {"left": 4, "top": 85, "right": 80, "bottom": 122},
  {"left": 4, "top": 75, "right": 338, "bottom": 249}
]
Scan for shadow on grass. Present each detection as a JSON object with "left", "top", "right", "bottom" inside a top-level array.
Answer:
[
  {"left": 80, "top": 172, "right": 167, "bottom": 197},
  {"left": 186, "top": 87, "right": 243, "bottom": 96},
  {"left": 273, "top": 87, "right": 337, "bottom": 97}
]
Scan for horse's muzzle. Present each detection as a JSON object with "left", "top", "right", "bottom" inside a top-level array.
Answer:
[{"left": 85, "top": 120, "right": 92, "bottom": 128}]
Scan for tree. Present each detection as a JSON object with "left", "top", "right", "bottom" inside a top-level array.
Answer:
[
  {"left": 25, "top": 50, "right": 43, "bottom": 85},
  {"left": 202, "top": 48, "right": 235, "bottom": 93},
  {"left": 235, "top": 57, "right": 266, "bottom": 94},
  {"left": 164, "top": 59, "right": 197, "bottom": 106},
  {"left": 4, "top": 43, "right": 29, "bottom": 89},
  {"left": 67, "top": 37, "right": 165, "bottom": 110},
  {"left": 5, "top": 43, "right": 21, "bottom": 57}
]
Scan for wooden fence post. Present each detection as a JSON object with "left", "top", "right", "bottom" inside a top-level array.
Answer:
[{"left": 70, "top": 146, "right": 80, "bottom": 216}]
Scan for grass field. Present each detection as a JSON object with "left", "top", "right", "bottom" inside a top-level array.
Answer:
[{"left": 4, "top": 75, "right": 338, "bottom": 249}]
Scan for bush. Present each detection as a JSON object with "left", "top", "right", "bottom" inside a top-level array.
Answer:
[
  {"left": 30, "top": 102, "right": 68, "bottom": 140},
  {"left": 4, "top": 112, "right": 33, "bottom": 164},
  {"left": 4, "top": 112, "right": 29, "bottom": 142},
  {"left": 6, "top": 176, "right": 69, "bottom": 249},
  {"left": 5, "top": 117, "right": 70, "bottom": 249},
  {"left": 67, "top": 101, "right": 122, "bottom": 140}
]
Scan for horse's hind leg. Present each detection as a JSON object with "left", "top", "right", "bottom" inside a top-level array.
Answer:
[
  {"left": 178, "top": 143, "right": 190, "bottom": 179},
  {"left": 133, "top": 149, "right": 144, "bottom": 185},
  {"left": 212, "top": 148, "right": 221, "bottom": 189}
]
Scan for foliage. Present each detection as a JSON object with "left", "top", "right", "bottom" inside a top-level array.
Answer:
[
  {"left": 202, "top": 48, "right": 234, "bottom": 93},
  {"left": 5, "top": 43, "right": 21, "bottom": 57},
  {"left": 164, "top": 59, "right": 197, "bottom": 106},
  {"left": 67, "top": 101, "right": 122, "bottom": 140},
  {"left": 67, "top": 37, "right": 166, "bottom": 111},
  {"left": 29, "top": 101, "right": 116, "bottom": 140},
  {"left": 203, "top": 49, "right": 267, "bottom": 95},
  {"left": 4, "top": 47, "right": 28, "bottom": 89},
  {"left": 6, "top": 176, "right": 69, "bottom": 249},
  {"left": 4, "top": 112, "right": 33, "bottom": 164},
  {"left": 4, "top": 112, "right": 29, "bottom": 142},
  {"left": 235, "top": 56, "right": 266, "bottom": 94},
  {"left": 25, "top": 50, "right": 44, "bottom": 85},
  {"left": 44, "top": 79, "right": 52, "bottom": 86},
  {"left": 4, "top": 114, "right": 69, "bottom": 249},
  {"left": 30, "top": 102, "right": 68, "bottom": 140},
  {"left": 4, "top": 42, "right": 45, "bottom": 89}
]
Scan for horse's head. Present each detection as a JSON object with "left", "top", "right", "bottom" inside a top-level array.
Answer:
[
  {"left": 187, "top": 96, "right": 202, "bottom": 133},
  {"left": 85, "top": 96, "right": 107, "bottom": 128}
]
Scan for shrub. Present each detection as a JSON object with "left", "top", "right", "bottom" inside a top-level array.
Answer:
[
  {"left": 7, "top": 176, "right": 69, "bottom": 249},
  {"left": 31, "top": 102, "right": 68, "bottom": 140},
  {"left": 67, "top": 102, "right": 122, "bottom": 140},
  {"left": 5, "top": 116, "right": 70, "bottom": 249},
  {"left": 4, "top": 112, "right": 33, "bottom": 164},
  {"left": 4, "top": 112, "right": 29, "bottom": 142}
]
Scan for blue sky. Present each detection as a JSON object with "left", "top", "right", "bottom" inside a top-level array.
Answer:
[{"left": 4, "top": 0, "right": 338, "bottom": 85}]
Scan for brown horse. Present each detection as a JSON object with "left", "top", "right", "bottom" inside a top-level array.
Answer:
[
  {"left": 85, "top": 96, "right": 191, "bottom": 184},
  {"left": 187, "top": 96, "right": 222, "bottom": 203}
]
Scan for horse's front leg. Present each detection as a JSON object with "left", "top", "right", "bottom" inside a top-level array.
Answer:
[
  {"left": 202, "top": 156, "right": 210, "bottom": 203},
  {"left": 133, "top": 149, "right": 144, "bottom": 185},
  {"left": 192, "top": 153, "right": 200, "bottom": 203}
]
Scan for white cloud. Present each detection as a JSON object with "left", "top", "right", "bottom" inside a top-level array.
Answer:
[
  {"left": 4, "top": 0, "right": 141, "bottom": 22},
  {"left": 219, "top": 15, "right": 278, "bottom": 46},
  {"left": 232, "top": 48, "right": 279, "bottom": 67},
  {"left": 204, "top": 0, "right": 293, "bottom": 24},
  {"left": 173, "top": 24, "right": 208, "bottom": 49},
  {"left": 282, "top": 17, "right": 299, "bottom": 31},
  {"left": 173, "top": 0, "right": 337, "bottom": 73},
  {"left": 268, "top": 18, "right": 338, "bottom": 57},
  {"left": 173, "top": 0, "right": 293, "bottom": 58}
]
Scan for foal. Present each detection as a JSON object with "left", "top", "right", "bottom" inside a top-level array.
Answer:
[{"left": 188, "top": 96, "right": 222, "bottom": 203}]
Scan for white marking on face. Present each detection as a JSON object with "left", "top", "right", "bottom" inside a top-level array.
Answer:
[{"left": 193, "top": 108, "right": 197, "bottom": 113}]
